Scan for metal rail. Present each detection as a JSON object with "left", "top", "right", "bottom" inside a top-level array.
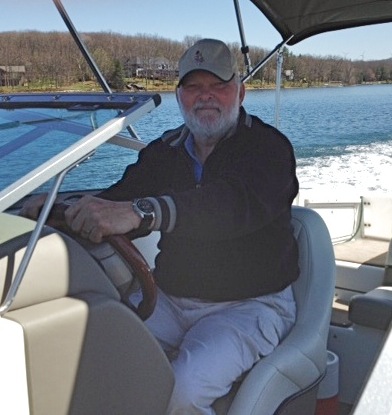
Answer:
[{"left": 0, "top": 162, "right": 76, "bottom": 316}]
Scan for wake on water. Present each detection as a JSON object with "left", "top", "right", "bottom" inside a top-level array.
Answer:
[{"left": 297, "top": 141, "right": 392, "bottom": 196}]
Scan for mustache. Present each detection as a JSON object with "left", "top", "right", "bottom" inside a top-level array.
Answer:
[{"left": 193, "top": 103, "right": 221, "bottom": 111}]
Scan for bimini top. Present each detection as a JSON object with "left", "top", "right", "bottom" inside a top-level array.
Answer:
[{"left": 250, "top": 0, "right": 392, "bottom": 45}]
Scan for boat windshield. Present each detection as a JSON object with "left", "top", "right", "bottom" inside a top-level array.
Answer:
[{"left": 0, "top": 92, "right": 160, "bottom": 212}]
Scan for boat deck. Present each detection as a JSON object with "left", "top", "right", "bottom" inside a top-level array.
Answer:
[
  {"left": 332, "top": 236, "right": 390, "bottom": 327},
  {"left": 334, "top": 238, "right": 390, "bottom": 267}
]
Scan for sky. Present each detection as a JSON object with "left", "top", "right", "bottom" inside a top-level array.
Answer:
[{"left": 2, "top": 0, "right": 392, "bottom": 61}]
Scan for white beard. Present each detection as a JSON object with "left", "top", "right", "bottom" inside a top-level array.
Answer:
[{"left": 178, "top": 94, "right": 240, "bottom": 142}]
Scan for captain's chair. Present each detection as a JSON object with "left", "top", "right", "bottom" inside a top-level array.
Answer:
[
  {"left": 214, "top": 206, "right": 336, "bottom": 414},
  {"left": 0, "top": 214, "right": 174, "bottom": 415}
]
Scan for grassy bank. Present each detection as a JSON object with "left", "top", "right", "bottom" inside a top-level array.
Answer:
[
  {"left": 0, "top": 78, "right": 281, "bottom": 94},
  {"left": 1, "top": 78, "right": 389, "bottom": 94}
]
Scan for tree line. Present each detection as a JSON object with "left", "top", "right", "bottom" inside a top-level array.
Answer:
[{"left": 0, "top": 31, "right": 391, "bottom": 91}]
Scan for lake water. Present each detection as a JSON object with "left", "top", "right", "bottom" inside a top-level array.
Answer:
[
  {"left": 133, "top": 84, "right": 392, "bottom": 197},
  {"left": 1, "top": 84, "right": 391, "bottom": 198}
]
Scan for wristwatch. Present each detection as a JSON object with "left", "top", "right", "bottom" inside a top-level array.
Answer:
[{"left": 132, "top": 198, "right": 155, "bottom": 231}]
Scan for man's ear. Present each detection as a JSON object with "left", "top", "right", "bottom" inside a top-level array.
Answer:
[
  {"left": 175, "top": 86, "right": 180, "bottom": 103},
  {"left": 239, "top": 82, "right": 246, "bottom": 105}
]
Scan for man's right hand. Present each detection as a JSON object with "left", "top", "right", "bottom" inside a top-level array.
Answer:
[
  {"left": 19, "top": 193, "right": 142, "bottom": 244},
  {"left": 64, "top": 195, "right": 141, "bottom": 243}
]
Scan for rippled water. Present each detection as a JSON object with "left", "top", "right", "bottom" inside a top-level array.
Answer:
[
  {"left": 3, "top": 84, "right": 391, "bottom": 197},
  {"left": 133, "top": 84, "right": 392, "bottom": 195}
]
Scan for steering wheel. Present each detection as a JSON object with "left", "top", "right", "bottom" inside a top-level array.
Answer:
[{"left": 46, "top": 202, "right": 156, "bottom": 320}]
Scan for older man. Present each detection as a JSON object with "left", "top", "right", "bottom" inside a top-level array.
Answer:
[{"left": 23, "top": 39, "right": 299, "bottom": 414}]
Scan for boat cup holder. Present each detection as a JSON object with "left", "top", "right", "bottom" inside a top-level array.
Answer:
[{"left": 315, "top": 351, "right": 340, "bottom": 415}]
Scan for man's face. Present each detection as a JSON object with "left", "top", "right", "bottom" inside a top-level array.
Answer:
[{"left": 177, "top": 71, "right": 245, "bottom": 141}]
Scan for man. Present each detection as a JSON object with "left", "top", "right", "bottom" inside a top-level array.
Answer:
[{"left": 22, "top": 39, "right": 299, "bottom": 414}]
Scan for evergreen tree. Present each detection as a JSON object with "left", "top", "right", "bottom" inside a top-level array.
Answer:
[{"left": 109, "top": 59, "right": 125, "bottom": 90}]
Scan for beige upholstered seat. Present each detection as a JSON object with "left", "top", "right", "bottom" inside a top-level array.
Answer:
[
  {"left": 214, "top": 206, "right": 336, "bottom": 414},
  {"left": 0, "top": 223, "right": 174, "bottom": 415}
]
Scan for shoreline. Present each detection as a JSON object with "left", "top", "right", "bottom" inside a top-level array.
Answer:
[{"left": 1, "top": 80, "right": 390, "bottom": 95}]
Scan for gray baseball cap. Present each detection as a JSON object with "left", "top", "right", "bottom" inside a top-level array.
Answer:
[{"left": 178, "top": 39, "right": 238, "bottom": 84}]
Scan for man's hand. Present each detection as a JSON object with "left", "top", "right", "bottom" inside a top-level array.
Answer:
[
  {"left": 64, "top": 195, "right": 141, "bottom": 243},
  {"left": 19, "top": 193, "right": 48, "bottom": 220}
]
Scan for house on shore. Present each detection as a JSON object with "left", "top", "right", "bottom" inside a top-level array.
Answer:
[
  {"left": 0, "top": 65, "right": 27, "bottom": 87},
  {"left": 125, "top": 57, "right": 178, "bottom": 80}
]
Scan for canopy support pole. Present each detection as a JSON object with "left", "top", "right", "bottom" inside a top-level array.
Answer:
[
  {"left": 52, "top": 0, "right": 140, "bottom": 140},
  {"left": 52, "top": 0, "right": 112, "bottom": 93},
  {"left": 241, "top": 36, "right": 292, "bottom": 83},
  {"left": 233, "top": 0, "right": 252, "bottom": 75}
]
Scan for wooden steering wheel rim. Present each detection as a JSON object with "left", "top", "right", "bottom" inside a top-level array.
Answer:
[{"left": 46, "top": 203, "right": 156, "bottom": 320}]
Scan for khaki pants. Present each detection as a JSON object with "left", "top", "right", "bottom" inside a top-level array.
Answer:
[{"left": 130, "top": 285, "right": 296, "bottom": 415}]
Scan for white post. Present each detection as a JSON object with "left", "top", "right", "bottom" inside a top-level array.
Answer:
[{"left": 274, "top": 48, "right": 284, "bottom": 128}]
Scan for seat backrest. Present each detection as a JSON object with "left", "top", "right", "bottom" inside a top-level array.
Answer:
[
  {"left": 291, "top": 206, "right": 336, "bottom": 348},
  {"left": 223, "top": 206, "right": 336, "bottom": 415},
  {"left": 0, "top": 215, "right": 174, "bottom": 415}
]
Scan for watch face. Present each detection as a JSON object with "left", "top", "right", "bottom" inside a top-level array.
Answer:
[{"left": 136, "top": 198, "right": 154, "bottom": 214}]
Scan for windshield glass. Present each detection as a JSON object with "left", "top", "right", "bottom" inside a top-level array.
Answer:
[
  {"left": 0, "top": 93, "right": 160, "bottom": 211},
  {"left": 1, "top": 107, "right": 122, "bottom": 190}
]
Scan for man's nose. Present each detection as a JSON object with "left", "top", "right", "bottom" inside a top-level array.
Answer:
[{"left": 197, "top": 86, "right": 214, "bottom": 99}]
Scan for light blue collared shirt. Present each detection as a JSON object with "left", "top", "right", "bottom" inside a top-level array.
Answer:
[{"left": 184, "top": 134, "right": 203, "bottom": 183}]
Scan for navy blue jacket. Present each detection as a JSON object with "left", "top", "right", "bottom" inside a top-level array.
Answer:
[{"left": 100, "top": 108, "right": 299, "bottom": 301}]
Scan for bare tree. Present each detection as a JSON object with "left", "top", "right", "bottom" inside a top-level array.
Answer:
[{"left": 1, "top": 31, "right": 391, "bottom": 91}]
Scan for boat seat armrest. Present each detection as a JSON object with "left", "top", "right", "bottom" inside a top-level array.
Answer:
[{"left": 349, "top": 287, "right": 392, "bottom": 330}]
